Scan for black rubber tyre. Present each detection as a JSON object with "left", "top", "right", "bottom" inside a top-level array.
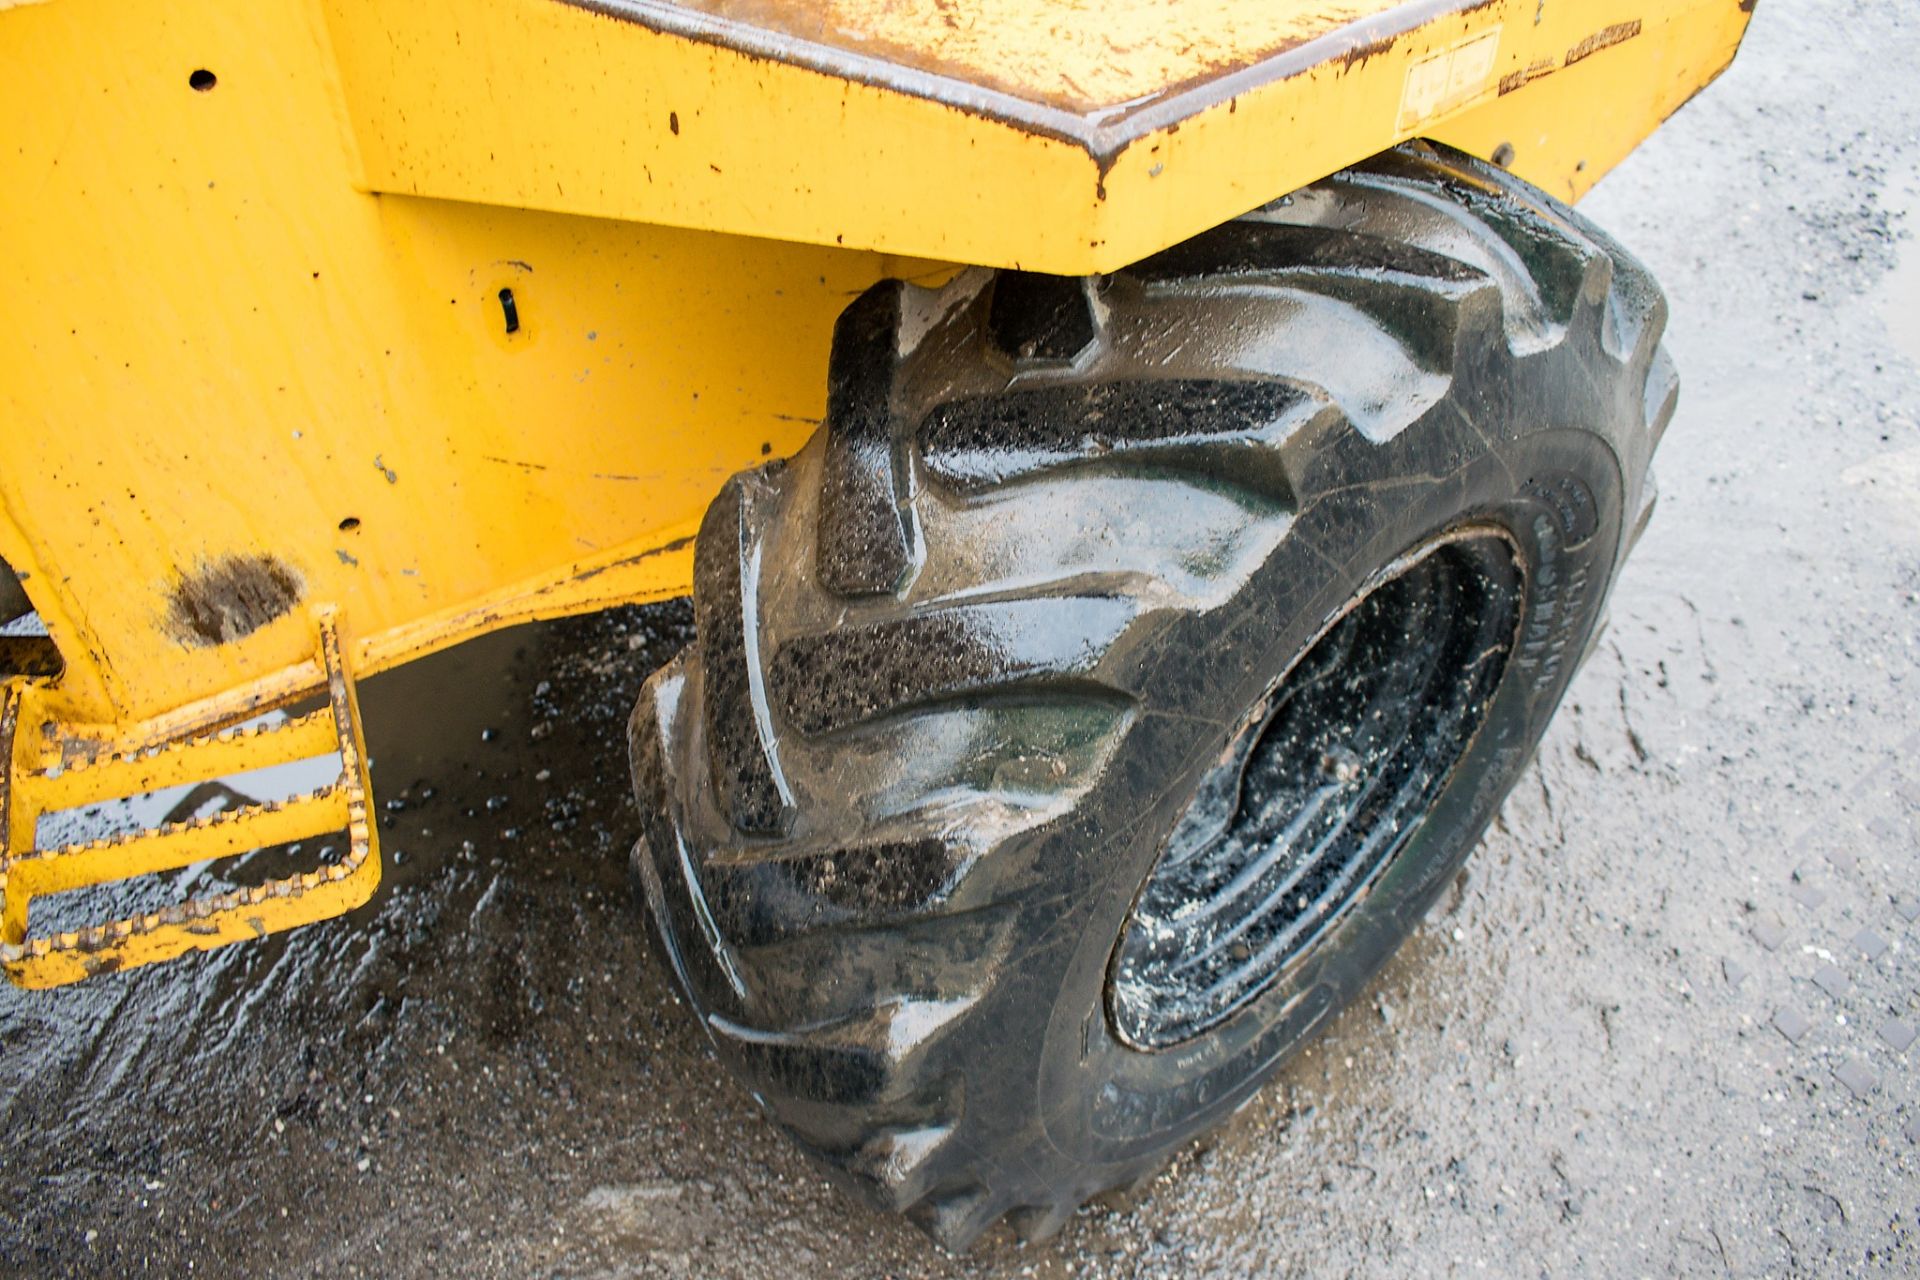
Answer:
[{"left": 628, "top": 142, "right": 1675, "bottom": 1249}]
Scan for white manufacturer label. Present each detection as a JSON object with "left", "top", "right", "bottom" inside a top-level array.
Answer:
[{"left": 1398, "top": 28, "right": 1504, "bottom": 130}]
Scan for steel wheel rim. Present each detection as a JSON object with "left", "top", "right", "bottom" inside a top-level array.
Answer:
[{"left": 1109, "top": 530, "right": 1525, "bottom": 1050}]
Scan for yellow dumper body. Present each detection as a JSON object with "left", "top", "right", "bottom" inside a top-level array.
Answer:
[{"left": 0, "top": 0, "right": 1752, "bottom": 984}]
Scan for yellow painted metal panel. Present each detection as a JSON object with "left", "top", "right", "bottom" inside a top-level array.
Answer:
[
  {"left": 1431, "top": 10, "right": 1744, "bottom": 206},
  {"left": 321, "top": 0, "right": 1102, "bottom": 269},
  {"left": 0, "top": 0, "right": 943, "bottom": 735},
  {"left": 323, "top": 0, "right": 1754, "bottom": 272}
]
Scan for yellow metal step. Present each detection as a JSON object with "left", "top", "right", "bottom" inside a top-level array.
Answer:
[
  {"left": 14, "top": 711, "right": 338, "bottom": 816},
  {"left": 0, "top": 612, "right": 380, "bottom": 988}
]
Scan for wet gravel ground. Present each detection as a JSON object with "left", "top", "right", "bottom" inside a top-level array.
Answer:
[{"left": 5, "top": 3, "right": 1920, "bottom": 1275}]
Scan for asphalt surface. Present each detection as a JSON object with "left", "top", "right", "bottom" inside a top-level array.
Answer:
[{"left": 5, "top": 2, "right": 1920, "bottom": 1275}]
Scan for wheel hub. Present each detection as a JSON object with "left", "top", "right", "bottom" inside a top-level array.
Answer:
[{"left": 1109, "top": 532, "right": 1524, "bottom": 1049}]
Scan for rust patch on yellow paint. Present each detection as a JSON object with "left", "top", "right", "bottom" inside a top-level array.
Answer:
[
  {"left": 165, "top": 555, "right": 303, "bottom": 648},
  {"left": 1498, "top": 58, "right": 1557, "bottom": 95},
  {"left": 1338, "top": 32, "right": 1401, "bottom": 73},
  {"left": 566, "top": 535, "right": 695, "bottom": 585},
  {"left": 1565, "top": 20, "right": 1643, "bottom": 66}
]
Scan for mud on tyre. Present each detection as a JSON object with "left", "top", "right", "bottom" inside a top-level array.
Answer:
[{"left": 628, "top": 142, "right": 1675, "bottom": 1249}]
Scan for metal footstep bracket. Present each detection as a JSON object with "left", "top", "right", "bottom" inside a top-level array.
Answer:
[{"left": 0, "top": 611, "right": 379, "bottom": 988}]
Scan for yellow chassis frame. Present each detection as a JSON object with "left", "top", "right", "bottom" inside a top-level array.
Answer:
[{"left": 0, "top": 0, "right": 1751, "bottom": 984}]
